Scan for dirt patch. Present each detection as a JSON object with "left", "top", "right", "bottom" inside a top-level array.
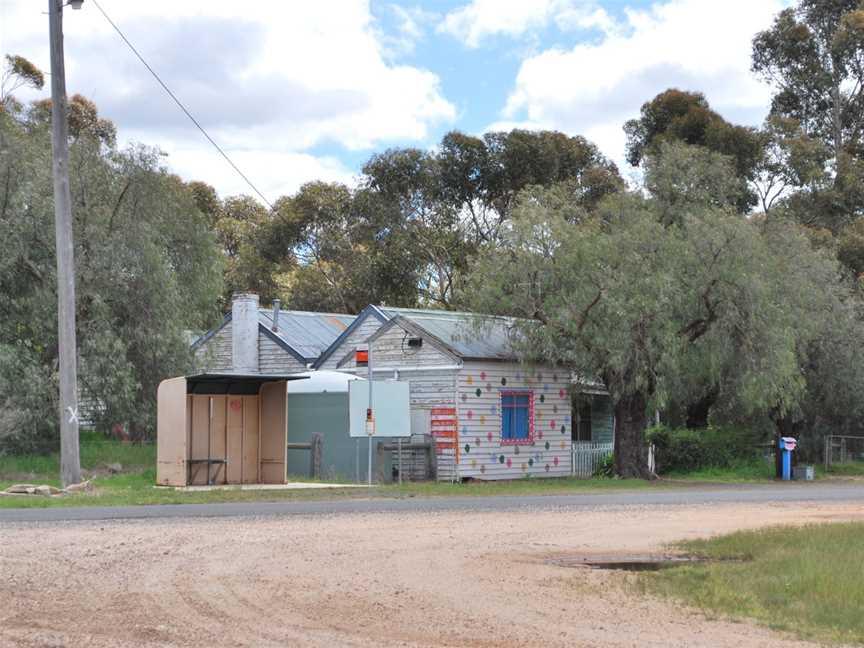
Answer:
[{"left": 1, "top": 501, "right": 862, "bottom": 647}]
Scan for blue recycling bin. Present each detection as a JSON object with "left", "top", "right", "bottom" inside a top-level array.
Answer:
[{"left": 780, "top": 437, "right": 797, "bottom": 481}]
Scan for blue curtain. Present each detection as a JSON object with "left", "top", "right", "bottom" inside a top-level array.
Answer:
[{"left": 502, "top": 394, "right": 529, "bottom": 440}]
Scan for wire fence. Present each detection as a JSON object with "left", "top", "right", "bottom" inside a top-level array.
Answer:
[{"left": 824, "top": 435, "right": 864, "bottom": 471}]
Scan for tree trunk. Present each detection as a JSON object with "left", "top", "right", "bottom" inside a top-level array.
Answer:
[
  {"left": 685, "top": 387, "right": 717, "bottom": 429},
  {"left": 614, "top": 391, "right": 650, "bottom": 479}
]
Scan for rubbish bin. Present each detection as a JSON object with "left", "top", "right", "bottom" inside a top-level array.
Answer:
[
  {"left": 780, "top": 436, "right": 797, "bottom": 481},
  {"left": 793, "top": 464, "right": 814, "bottom": 481}
]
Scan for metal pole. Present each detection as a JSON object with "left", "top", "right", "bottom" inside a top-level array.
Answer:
[
  {"left": 367, "top": 344, "right": 373, "bottom": 486},
  {"left": 49, "top": 0, "right": 82, "bottom": 487}
]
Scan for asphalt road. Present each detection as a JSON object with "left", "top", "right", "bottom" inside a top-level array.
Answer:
[{"left": 2, "top": 482, "right": 864, "bottom": 523}]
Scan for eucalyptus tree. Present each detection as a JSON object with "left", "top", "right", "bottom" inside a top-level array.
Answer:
[
  {"left": 753, "top": 0, "right": 864, "bottom": 168},
  {"left": 358, "top": 128, "right": 623, "bottom": 307},
  {"left": 0, "top": 96, "right": 222, "bottom": 450},
  {"left": 753, "top": 0, "right": 864, "bottom": 229}
]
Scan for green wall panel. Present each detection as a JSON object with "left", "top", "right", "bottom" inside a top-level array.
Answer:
[{"left": 287, "top": 393, "right": 359, "bottom": 481}]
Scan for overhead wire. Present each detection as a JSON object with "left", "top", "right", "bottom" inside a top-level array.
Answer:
[{"left": 90, "top": 0, "right": 273, "bottom": 208}]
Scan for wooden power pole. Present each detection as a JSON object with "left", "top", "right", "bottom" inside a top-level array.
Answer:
[{"left": 49, "top": 0, "right": 82, "bottom": 487}]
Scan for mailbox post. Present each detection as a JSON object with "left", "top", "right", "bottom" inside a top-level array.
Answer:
[{"left": 780, "top": 436, "right": 797, "bottom": 481}]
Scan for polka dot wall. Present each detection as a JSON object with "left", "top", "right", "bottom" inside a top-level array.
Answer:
[{"left": 456, "top": 363, "right": 571, "bottom": 479}]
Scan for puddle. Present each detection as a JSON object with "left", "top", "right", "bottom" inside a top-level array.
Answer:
[{"left": 546, "top": 554, "right": 708, "bottom": 572}]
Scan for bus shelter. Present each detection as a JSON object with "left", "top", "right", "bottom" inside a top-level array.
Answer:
[{"left": 156, "top": 373, "right": 306, "bottom": 486}]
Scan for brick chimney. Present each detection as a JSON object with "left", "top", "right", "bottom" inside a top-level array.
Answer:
[
  {"left": 272, "top": 298, "right": 281, "bottom": 332},
  {"left": 232, "top": 292, "right": 259, "bottom": 373}
]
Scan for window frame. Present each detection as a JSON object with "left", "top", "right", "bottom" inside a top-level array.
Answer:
[{"left": 500, "top": 389, "right": 534, "bottom": 446}]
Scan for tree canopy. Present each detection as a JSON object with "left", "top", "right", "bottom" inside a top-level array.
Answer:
[
  {"left": 0, "top": 91, "right": 221, "bottom": 451},
  {"left": 463, "top": 186, "right": 860, "bottom": 475}
]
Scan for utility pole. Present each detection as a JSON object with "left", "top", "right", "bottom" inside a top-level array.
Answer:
[
  {"left": 366, "top": 344, "right": 374, "bottom": 486},
  {"left": 49, "top": 0, "right": 82, "bottom": 487}
]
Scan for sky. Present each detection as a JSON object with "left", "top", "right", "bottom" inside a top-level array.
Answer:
[{"left": 0, "top": 0, "right": 790, "bottom": 203}]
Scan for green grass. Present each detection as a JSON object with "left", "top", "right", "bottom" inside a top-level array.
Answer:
[
  {"left": 664, "top": 458, "right": 776, "bottom": 483},
  {"left": 639, "top": 522, "right": 864, "bottom": 645},
  {"left": 0, "top": 432, "right": 663, "bottom": 508},
  {"left": 0, "top": 431, "right": 155, "bottom": 488},
  {"left": 0, "top": 469, "right": 660, "bottom": 509},
  {"left": 666, "top": 457, "right": 864, "bottom": 482},
  {"left": 8, "top": 434, "right": 855, "bottom": 510},
  {"left": 822, "top": 461, "right": 864, "bottom": 477}
]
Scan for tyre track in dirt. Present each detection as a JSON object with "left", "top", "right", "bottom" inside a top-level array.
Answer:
[{"left": 2, "top": 501, "right": 863, "bottom": 647}]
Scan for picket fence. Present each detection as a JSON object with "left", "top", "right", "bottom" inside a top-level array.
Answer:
[{"left": 570, "top": 441, "right": 614, "bottom": 478}]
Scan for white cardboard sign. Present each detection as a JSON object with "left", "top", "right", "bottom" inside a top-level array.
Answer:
[{"left": 348, "top": 380, "right": 411, "bottom": 438}]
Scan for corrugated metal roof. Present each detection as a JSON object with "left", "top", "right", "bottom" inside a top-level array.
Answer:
[
  {"left": 260, "top": 309, "right": 355, "bottom": 360},
  {"left": 377, "top": 307, "right": 518, "bottom": 360}
]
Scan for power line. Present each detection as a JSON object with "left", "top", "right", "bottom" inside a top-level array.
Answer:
[{"left": 90, "top": 0, "right": 273, "bottom": 208}]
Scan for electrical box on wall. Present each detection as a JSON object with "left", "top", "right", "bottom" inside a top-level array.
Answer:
[{"left": 407, "top": 337, "right": 423, "bottom": 348}]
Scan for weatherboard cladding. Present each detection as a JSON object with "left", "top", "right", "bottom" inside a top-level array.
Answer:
[
  {"left": 195, "top": 322, "right": 233, "bottom": 372},
  {"left": 334, "top": 319, "right": 574, "bottom": 481},
  {"left": 337, "top": 321, "right": 460, "bottom": 480},
  {"left": 318, "top": 305, "right": 518, "bottom": 372},
  {"left": 457, "top": 360, "right": 573, "bottom": 480},
  {"left": 318, "top": 311, "right": 388, "bottom": 370},
  {"left": 259, "top": 333, "right": 306, "bottom": 373}
]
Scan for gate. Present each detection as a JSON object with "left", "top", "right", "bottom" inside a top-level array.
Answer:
[{"left": 571, "top": 441, "right": 613, "bottom": 478}]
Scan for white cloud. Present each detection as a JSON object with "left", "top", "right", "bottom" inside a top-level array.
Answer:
[
  {"left": 381, "top": 5, "right": 439, "bottom": 57},
  {"left": 498, "top": 0, "right": 789, "bottom": 170},
  {"left": 439, "top": 0, "right": 613, "bottom": 47},
  {"left": 162, "top": 146, "right": 356, "bottom": 200},
  {"left": 0, "top": 0, "right": 455, "bottom": 201}
]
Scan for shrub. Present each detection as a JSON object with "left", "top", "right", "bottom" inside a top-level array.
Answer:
[
  {"left": 646, "top": 424, "right": 764, "bottom": 474},
  {"left": 593, "top": 452, "right": 615, "bottom": 478}
]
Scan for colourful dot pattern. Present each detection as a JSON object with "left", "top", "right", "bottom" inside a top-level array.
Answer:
[{"left": 455, "top": 365, "right": 572, "bottom": 480}]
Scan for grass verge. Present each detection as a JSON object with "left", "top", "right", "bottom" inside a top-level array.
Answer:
[
  {"left": 664, "top": 458, "right": 775, "bottom": 482},
  {"left": 638, "top": 522, "right": 864, "bottom": 645},
  {"left": 0, "top": 432, "right": 661, "bottom": 508},
  {"left": 0, "top": 470, "right": 659, "bottom": 509}
]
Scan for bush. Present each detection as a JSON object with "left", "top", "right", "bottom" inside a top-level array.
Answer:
[
  {"left": 646, "top": 424, "right": 764, "bottom": 474},
  {"left": 593, "top": 452, "right": 615, "bottom": 478}
]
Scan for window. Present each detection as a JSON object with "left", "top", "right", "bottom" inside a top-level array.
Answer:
[
  {"left": 573, "top": 395, "right": 592, "bottom": 442},
  {"left": 501, "top": 391, "right": 533, "bottom": 445}
]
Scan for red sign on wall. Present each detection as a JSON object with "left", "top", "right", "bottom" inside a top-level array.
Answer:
[{"left": 430, "top": 407, "right": 459, "bottom": 462}]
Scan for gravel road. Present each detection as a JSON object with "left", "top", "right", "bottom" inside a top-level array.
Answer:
[
  {"left": 3, "top": 481, "right": 864, "bottom": 522},
  {"left": 2, "top": 499, "right": 863, "bottom": 647}
]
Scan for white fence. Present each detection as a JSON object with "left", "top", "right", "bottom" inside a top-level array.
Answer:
[{"left": 571, "top": 441, "right": 614, "bottom": 478}]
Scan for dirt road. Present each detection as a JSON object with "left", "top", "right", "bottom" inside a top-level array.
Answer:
[{"left": 2, "top": 501, "right": 862, "bottom": 647}]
